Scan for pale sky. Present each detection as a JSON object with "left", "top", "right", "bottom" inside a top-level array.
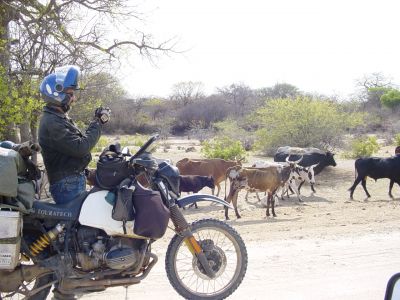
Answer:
[{"left": 117, "top": 0, "right": 400, "bottom": 99}]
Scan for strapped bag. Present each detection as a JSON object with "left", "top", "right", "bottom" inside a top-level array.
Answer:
[
  {"left": 132, "top": 181, "right": 170, "bottom": 240},
  {"left": 95, "top": 145, "right": 132, "bottom": 190},
  {"left": 112, "top": 178, "right": 136, "bottom": 234},
  {"left": 0, "top": 143, "right": 40, "bottom": 209},
  {"left": 111, "top": 180, "right": 170, "bottom": 239}
]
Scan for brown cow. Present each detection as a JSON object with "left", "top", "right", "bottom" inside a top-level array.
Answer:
[
  {"left": 176, "top": 158, "right": 242, "bottom": 197},
  {"left": 225, "top": 157, "right": 300, "bottom": 219}
]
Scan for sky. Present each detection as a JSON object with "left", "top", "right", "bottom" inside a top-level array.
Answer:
[{"left": 116, "top": 0, "right": 400, "bottom": 99}]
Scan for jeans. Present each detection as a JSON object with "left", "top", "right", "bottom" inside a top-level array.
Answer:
[{"left": 49, "top": 173, "right": 86, "bottom": 205}]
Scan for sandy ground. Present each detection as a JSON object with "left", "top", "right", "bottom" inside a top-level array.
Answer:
[{"left": 57, "top": 138, "right": 400, "bottom": 299}]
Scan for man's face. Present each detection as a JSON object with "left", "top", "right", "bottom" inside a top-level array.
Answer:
[{"left": 65, "top": 88, "right": 76, "bottom": 105}]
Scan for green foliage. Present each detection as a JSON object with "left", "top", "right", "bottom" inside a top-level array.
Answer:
[
  {"left": 0, "top": 65, "right": 43, "bottom": 139},
  {"left": 380, "top": 89, "right": 400, "bottom": 109},
  {"left": 201, "top": 136, "right": 246, "bottom": 160},
  {"left": 118, "top": 135, "right": 148, "bottom": 147},
  {"left": 394, "top": 134, "right": 400, "bottom": 146},
  {"left": 93, "top": 136, "right": 110, "bottom": 153},
  {"left": 69, "top": 72, "right": 125, "bottom": 125},
  {"left": 213, "top": 119, "right": 254, "bottom": 150},
  {"left": 253, "top": 97, "right": 365, "bottom": 154},
  {"left": 349, "top": 136, "right": 380, "bottom": 158},
  {"left": 87, "top": 157, "right": 97, "bottom": 169}
]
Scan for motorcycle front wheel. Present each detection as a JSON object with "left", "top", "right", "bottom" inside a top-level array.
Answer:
[{"left": 165, "top": 218, "right": 247, "bottom": 300}]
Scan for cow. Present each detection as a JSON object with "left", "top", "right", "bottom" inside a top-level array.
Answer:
[
  {"left": 224, "top": 157, "right": 300, "bottom": 219},
  {"left": 348, "top": 155, "right": 400, "bottom": 199},
  {"left": 274, "top": 146, "right": 336, "bottom": 175},
  {"left": 179, "top": 175, "right": 215, "bottom": 209},
  {"left": 250, "top": 160, "right": 318, "bottom": 198},
  {"left": 284, "top": 164, "right": 318, "bottom": 196},
  {"left": 176, "top": 158, "right": 242, "bottom": 197}
]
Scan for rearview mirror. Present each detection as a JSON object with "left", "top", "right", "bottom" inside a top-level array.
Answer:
[{"left": 385, "top": 273, "right": 400, "bottom": 300}]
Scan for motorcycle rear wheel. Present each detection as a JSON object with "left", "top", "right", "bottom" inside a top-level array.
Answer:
[
  {"left": 165, "top": 218, "right": 247, "bottom": 300},
  {"left": 0, "top": 273, "right": 53, "bottom": 300}
]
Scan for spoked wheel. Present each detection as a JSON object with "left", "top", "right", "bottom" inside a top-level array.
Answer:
[{"left": 165, "top": 219, "right": 247, "bottom": 300}]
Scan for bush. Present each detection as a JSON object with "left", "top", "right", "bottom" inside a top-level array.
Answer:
[
  {"left": 118, "top": 135, "right": 148, "bottom": 147},
  {"left": 381, "top": 89, "right": 400, "bottom": 109},
  {"left": 201, "top": 137, "right": 246, "bottom": 160},
  {"left": 394, "top": 133, "right": 400, "bottom": 146},
  {"left": 212, "top": 119, "right": 255, "bottom": 151},
  {"left": 253, "top": 97, "right": 365, "bottom": 154},
  {"left": 93, "top": 136, "right": 110, "bottom": 153},
  {"left": 350, "top": 136, "right": 380, "bottom": 158}
]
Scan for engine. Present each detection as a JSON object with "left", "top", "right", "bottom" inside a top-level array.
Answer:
[{"left": 75, "top": 226, "right": 147, "bottom": 271}]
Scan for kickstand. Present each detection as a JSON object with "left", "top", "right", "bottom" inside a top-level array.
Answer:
[{"left": 125, "top": 285, "right": 129, "bottom": 300}]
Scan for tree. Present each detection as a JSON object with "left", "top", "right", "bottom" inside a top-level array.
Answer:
[
  {"left": 356, "top": 72, "right": 393, "bottom": 90},
  {"left": 355, "top": 73, "right": 394, "bottom": 109},
  {"left": 172, "top": 96, "right": 230, "bottom": 135},
  {"left": 217, "top": 83, "right": 253, "bottom": 117},
  {"left": 170, "top": 81, "right": 205, "bottom": 106},
  {"left": 256, "top": 83, "right": 300, "bottom": 100},
  {"left": 380, "top": 89, "right": 400, "bottom": 109},
  {"left": 254, "top": 97, "right": 365, "bottom": 154},
  {"left": 0, "top": 0, "right": 176, "bottom": 141},
  {"left": 69, "top": 72, "right": 126, "bottom": 127}
]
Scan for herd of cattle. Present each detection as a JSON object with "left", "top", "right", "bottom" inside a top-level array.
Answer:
[{"left": 175, "top": 146, "right": 400, "bottom": 220}]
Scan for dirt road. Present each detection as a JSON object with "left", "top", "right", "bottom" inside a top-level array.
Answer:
[
  {"left": 79, "top": 230, "right": 400, "bottom": 300},
  {"left": 62, "top": 139, "right": 400, "bottom": 299}
]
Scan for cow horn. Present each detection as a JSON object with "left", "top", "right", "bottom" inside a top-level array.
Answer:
[{"left": 286, "top": 155, "right": 303, "bottom": 164}]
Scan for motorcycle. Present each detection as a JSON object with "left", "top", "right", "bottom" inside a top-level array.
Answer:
[{"left": 0, "top": 134, "right": 247, "bottom": 300}]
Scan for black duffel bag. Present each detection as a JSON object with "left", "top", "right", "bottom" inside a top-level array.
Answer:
[{"left": 95, "top": 146, "right": 132, "bottom": 190}]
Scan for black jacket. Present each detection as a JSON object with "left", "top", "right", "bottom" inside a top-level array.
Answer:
[{"left": 39, "top": 106, "right": 102, "bottom": 184}]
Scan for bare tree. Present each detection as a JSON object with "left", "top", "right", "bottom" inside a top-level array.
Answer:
[
  {"left": 355, "top": 73, "right": 394, "bottom": 110},
  {"left": 356, "top": 72, "right": 393, "bottom": 90},
  {"left": 170, "top": 81, "right": 205, "bottom": 106},
  {"left": 0, "top": 0, "right": 177, "bottom": 141},
  {"left": 217, "top": 83, "right": 253, "bottom": 117}
]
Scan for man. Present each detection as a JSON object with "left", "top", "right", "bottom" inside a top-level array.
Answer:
[{"left": 39, "top": 65, "right": 110, "bottom": 204}]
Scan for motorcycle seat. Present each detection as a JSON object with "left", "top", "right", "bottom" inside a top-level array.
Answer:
[{"left": 32, "top": 191, "right": 88, "bottom": 220}]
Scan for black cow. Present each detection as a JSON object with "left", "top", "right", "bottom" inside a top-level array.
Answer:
[
  {"left": 179, "top": 175, "right": 215, "bottom": 209},
  {"left": 274, "top": 146, "right": 336, "bottom": 175},
  {"left": 349, "top": 155, "right": 400, "bottom": 199}
]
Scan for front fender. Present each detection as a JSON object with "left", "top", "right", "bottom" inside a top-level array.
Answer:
[{"left": 177, "top": 194, "right": 233, "bottom": 209}]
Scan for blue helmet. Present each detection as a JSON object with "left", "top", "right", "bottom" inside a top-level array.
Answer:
[{"left": 39, "top": 65, "right": 80, "bottom": 107}]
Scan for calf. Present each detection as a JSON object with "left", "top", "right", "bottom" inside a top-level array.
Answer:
[
  {"left": 281, "top": 164, "right": 318, "bottom": 199},
  {"left": 349, "top": 155, "right": 400, "bottom": 199},
  {"left": 176, "top": 158, "right": 242, "bottom": 197},
  {"left": 225, "top": 162, "right": 295, "bottom": 219},
  {"left": 179, "top": 175, "right": 215, "bottom": 209}
]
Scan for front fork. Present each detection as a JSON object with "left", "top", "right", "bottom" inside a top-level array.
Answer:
[
  {"left": 169, "top": 204, "right": 216, "bottom": 279},
  {"left": 154, "top": 179, "right": 216, "bottom": 278}
]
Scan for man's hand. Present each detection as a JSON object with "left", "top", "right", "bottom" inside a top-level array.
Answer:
[{"left": 94, "top": 107, "right": 111, "bottom": 124}]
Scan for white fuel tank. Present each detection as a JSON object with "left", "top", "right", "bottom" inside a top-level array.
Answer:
[{"left": 78, "top": 191, "right": 146, "bottom": 239}]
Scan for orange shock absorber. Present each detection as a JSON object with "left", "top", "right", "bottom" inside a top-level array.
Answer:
[
  {"left": 29, "top": 224, "right": 64, "bottom": 256},
  {"left": 184, "top": 236, "right": 203, "bottom": 255}
]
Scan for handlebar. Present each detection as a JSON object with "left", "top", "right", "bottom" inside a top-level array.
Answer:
[{"left": 131, "top": 134, "right": 159, "bottom": 160}]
